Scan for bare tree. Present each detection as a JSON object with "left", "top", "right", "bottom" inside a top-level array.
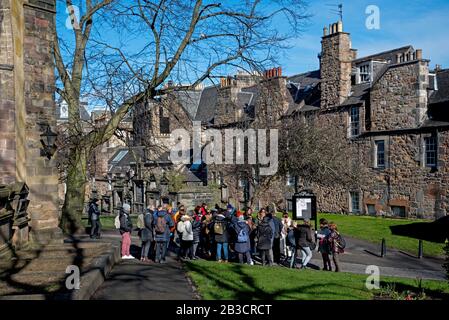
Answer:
[
  {"left": 53, "top": 0, "right": 309, "bottom": 233},
  {"left": 278, "top": 113, "right": 367, "bottom": 190}
]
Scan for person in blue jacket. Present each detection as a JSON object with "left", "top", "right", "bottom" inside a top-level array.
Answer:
[
  {"left": 153, "top": 206, "right": 174, "bottom": 263},
  {"left": 231, "top": 215, "right": 253, "bottom": 265}
]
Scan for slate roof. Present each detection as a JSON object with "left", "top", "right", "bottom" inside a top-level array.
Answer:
[
  {"left": 172, "top": 90, "right": 202, "bottom": 120},
  {"left": 353, "top": 46, "right": 414, "bottom": 64},
  {"left": 429, "top": 69, "right": 449, "bottom": 104},
  {"left": 194, "top": 86, "right": 218, "bottom": 123},
  {"left": 341, "top": 83, "right": 370, "bottom": 106}
]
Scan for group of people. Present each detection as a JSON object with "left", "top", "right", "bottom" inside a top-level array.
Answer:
[{"left": 113, "top": 201, "right": 345, "bottom": 271}]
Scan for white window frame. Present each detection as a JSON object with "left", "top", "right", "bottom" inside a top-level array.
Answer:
[
  {"left": 349, "top": 106, "right": 360, "bottom": 137},
  {"left": 349, "top": 191, "right": 361, "bottom": 213},
  {"left": 357, "top": 62, "right": 372, "bottom": 84},
  {"left": 424, "top": 136, "right": 438, "bottom": 168},
  {"left": 374, "top": 139, "right": 386, "bottom": 169}
]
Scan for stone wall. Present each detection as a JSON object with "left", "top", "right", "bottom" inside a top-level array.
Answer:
[
  {"left": 370, "top": 61, "right": 429, "bottom": 131},
  {"left": 309, "top": 109, "right": 449, "bottom": 219}
]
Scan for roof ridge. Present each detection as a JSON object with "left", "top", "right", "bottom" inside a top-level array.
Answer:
[{"left": 354, "top": 45, "right": 413, "bottom": 62}]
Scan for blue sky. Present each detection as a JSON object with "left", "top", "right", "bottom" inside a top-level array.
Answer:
[{"left": 281, "top": 0, "right": 449, "bottom": 75}]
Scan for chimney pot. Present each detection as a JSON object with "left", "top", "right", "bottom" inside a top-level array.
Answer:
[
  {"left": 323, "top": 26, "right": 328, "bottom": 36},
  {"left": 337, "top": 21, "right": 343, "bottom": 33},
  {"left": 415, "top": 49, "right": 422, "bottom": 60}
]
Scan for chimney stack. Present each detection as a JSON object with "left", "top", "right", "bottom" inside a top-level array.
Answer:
[{"left": 415, "top": 49, "right": 422, "bottom": 60}]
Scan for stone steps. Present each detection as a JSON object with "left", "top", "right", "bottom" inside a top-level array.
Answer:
[{"left": 0, "top": 240, "right": 119, "bottom": 298}]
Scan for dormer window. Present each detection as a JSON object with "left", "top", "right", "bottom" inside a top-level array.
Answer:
[{"left": 358, "top": 63, "right": 371, "bottom": 83}]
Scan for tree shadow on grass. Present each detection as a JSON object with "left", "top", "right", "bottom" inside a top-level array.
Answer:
[{"left": 185, "top": 262, "right": 371, "bottom": 300}]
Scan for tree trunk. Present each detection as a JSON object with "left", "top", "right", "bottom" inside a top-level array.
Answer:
[{"left": 60, "top": 149, "right": 88, "bottom": 234}]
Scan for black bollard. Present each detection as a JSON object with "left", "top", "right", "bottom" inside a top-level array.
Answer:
[
  {"left": 418, "top": 240, "right": 423, "bottom": 259},
  {"left": 381, "top": 238, "right": 386, "bottom": 257}
]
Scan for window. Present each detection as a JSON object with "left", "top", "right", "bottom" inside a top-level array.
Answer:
[
  {"left": 424, "top": 136, "right": 437, "bottom": 168},
  {"left": 375, "top": 140, "right": 386, "bottom": 168},
  {"left": 350, "top": 192, "right": 360, "bottom": 213},
  {"left": 286, "top": 174, "right": 296, "bottom": 187},
  {"left": 350, "top": 106, "right": 360, "bottom": 137},
  {"left": 367, "top": 204, "right": 376, "bottom": 216},
  {"left": 391, "top": 206, "right": 406, "bottom": 218},
  {"left": 358, "top": 63, "right": 371, "bottom": 83},
  {"left": 159, "top": 106, "right": 170, "bottom": 134}
]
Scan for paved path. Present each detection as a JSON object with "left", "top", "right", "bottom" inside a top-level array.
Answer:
[
  {"left": 91, "top": 233, "right": 195, "bottom": 300},
  {"left": 303, "top": 236, "right": 446, "bottom": 280}
]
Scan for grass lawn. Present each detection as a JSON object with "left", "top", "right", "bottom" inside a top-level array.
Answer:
[
  {"left": 317, "top": 213, "right": 445, "bottom": 258},
  {"left": 185, "top": 260, "right": 449, "bottom": 300}
]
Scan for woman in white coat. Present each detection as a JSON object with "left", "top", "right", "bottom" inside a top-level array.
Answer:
[{"left": 178, "top": 214, "right": 194, "bottom": 260}]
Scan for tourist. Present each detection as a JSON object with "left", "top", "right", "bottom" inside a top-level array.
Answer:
[
  {"left": 226, "top": 204, "right": 236, "bottom": 217},
  {"left": 281, "top": 212, "right": 292, "bottom": 258},
  {"left": 257, "top": 212, "right": 274, "bottom": 266},
  {"left": 245, "top": 208, "right": 253, "bottom": 220},
  {"left": 209, "top": 209, "right": 230, "bottom": 263},
  {"left": 231, "top": 215, "right": 253, "bottom": 265},
  {"left": 328, "top": 223, "right": 344, "bottom": 272},
  {"left": 287, "top": 221, "right": 298, "bottom": 268},
  {"left": 295, "top": 219, "right": 315, "bottom": 269},
  {"left": 153, "top": 206, "right": 174, "bottom": 263},
  {"left": 119, "top": 203, "right": 134, "bottom": 260},
  {"left": 140, "top": 206, "right": 154, "bottom": 263},
  {"left": 192, "top": 210, "right": 202, "bottom": 259},
  {"left": 166, "top": 205, "right": 175, "bottom": 252},
  {"left": 200, "top": 203, "right": 208, "bottom": 216},
  {"left": 201, "top": 210, "right": 213, "bottom": 258},
  {"left": 267, "top": 211, "right": 282, "bottom": 264},
  {"left": 178, "top": 213, "right": 194, "bottom": 260},
  {"left": 88, "top": 197, "right": 101, "bottom": 239},
  {"left": 174, "top": 206, "right": 186, "bottom": 260},
  {"left": 317, "top": 218, "right": 332, "bottom": 271}
]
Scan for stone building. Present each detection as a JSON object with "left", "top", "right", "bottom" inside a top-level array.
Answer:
[
  {"left": 0, "top": 0, "right": 60, "bottom": 251},
  {"left": 112, "top": 20, "right": 448, "bottom": 219}
]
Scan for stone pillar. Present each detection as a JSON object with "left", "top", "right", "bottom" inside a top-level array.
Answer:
[
  {"left": 0, "top": 0, "right": 16, "bottom": 185},
  {"left": 0, "top": 0, "right": 61, "bottom": 245}
]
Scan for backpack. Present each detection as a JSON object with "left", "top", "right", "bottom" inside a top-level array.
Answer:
[
  {"left": 336, "top": 232, "right": 346, "bottom": 249},
  {"left": 214, "top": 221, "right": 224, "bottom": 235},
  {"left": 137, "top": 213, "right": 145, "bottom": 229},
  {"left": 155, "top": 215, "right": 167, "bottom": 234},
  {"left": 259, "top": 222, "right": 273, "bottom": 240},
  {"left": 114, "top": 215, "right": 121, "bottom": 229},
  {"left": 237, "top": 227, "right": 248, "bottom": 243}
]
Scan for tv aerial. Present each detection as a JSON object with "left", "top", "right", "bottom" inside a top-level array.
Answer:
[{"left": 326, "top": 3, "right": 343, "bottom": 22}]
